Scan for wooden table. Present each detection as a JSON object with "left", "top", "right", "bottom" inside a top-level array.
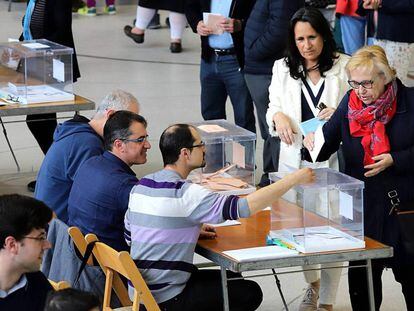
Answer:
[{"left": 196, "top": 205, "right": 393, "bottom": 311}]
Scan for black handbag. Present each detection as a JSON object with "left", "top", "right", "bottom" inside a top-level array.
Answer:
[
  {"left": 388, "top": 190, "right": 414, "bottom": 257},
  {"left": 305, "top": 0, "right": 336, "bottom": 9}
]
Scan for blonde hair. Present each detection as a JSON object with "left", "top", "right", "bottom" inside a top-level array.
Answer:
[{"left": 346, "top": 45, "right": 397, "bottom": 84}]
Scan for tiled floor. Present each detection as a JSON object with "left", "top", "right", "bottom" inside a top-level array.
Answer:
[{"left": 0, "top": 3, "right": 409, "bottom": 310}]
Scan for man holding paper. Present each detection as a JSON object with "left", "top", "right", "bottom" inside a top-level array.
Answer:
[{"left": 185, "top": 0, "right": 256, "bottom": 134}]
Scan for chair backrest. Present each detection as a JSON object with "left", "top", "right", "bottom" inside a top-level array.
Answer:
[
  {"left": 49, "top": 280, "right": 70, "bottom": 291},
  {"left": 85, "top": 234, "right": 160, "bottom": 311},
  {"left": 68, "top": 226, "right": 94, "bottom": 266},
  {"left": 67, "top": 227, "right": 132, "bottom": 307}
]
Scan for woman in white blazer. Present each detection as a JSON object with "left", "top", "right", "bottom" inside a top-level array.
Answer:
[{"left": 266, "top": 8, "right": 350, "bottom": 311}]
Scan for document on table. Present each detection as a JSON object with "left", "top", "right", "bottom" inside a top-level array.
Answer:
[
  {"left": 309, "top": 125, "right": 325, "bottom": 162},
  {"left": 203, "top": 12, "right": 224, "bottom": 35},
  {"left": 209, "top": 220, "right": 241, "bottom": 227},
  {"left": 223, "top": 246, "right": 299, "bottom": 262}
]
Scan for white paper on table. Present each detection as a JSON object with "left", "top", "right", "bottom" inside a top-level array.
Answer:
[
  {"left": 223, "top": 246, "right": 299, "bottom": 262},
  {"left": 339, "top": 191, "right": 354, "bottom": 220},
  {"left": 203, "top": 12, "right": 224, "bottom": 35},
  {"left": 8, "top": 38, "right": 19, "bottom": 42},
  {"left": 232, "top": 141, "right": 245, "bottom": 169},
  {"left": 53, "top": 59, "right": 65, "bottom": 82},
  {"left": 309, "top": 125, "right": 325, "bottom": 162},
  {"left": 208, "top": 220, "right": 241, "bottom": 227},
  {"left": 22, "top": 42, "right": 50, "bottom": 49},
  {"left": 197, "top": 124, "right": 227, "bottom": 133}
]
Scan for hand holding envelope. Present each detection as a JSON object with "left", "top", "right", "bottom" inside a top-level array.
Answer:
[{"left": 203, "top": 13, "right": 225, "bottom": 35}]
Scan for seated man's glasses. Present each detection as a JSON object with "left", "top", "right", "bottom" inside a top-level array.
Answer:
[
  {"left": 121, "top": 135, "right": 148, "bottom": 143},
  {"left": 23, "top": 233, "right": 47, "bottom": 242},
  {"left": 186, "top": 141, "right": 205, "bottom": 149}
]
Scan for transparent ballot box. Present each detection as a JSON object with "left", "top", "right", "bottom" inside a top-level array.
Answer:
[
  {"left": 268, "top": 168, "right": 365, "bottom": 253},
  {"left": 0, "top": 39, "right": 74, "bottom": 105},
  {"left": 188, "top": 119, "right": 256, "bottom": 195}
]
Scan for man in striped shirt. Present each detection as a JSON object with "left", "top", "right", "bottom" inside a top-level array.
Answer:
[{"left": 125, "top": 123, "right": 314, "bottom": 310}]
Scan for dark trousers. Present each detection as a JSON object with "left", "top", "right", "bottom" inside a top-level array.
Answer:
[
  {"left": 26, "top": 113, "right": 57, "bottom": 155},
  {"left": 244, "top": 73, "right": 280, "bottom": 186},
  {"left": 348, "top": 260, "right": 414, "bottom": 311},
  {"left": 200, "top": 55, "right": 256, "bottom": 134},
  {"left": 158, "top": 269, "right": 263, "bottom": 311}
]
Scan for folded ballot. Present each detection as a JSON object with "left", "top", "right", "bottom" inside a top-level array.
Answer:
[{"left": 223, "top": 246, "right": 298, "bottom": 262}]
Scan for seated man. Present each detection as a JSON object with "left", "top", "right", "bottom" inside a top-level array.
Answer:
[
  {"left": 125, "top": 124, "right": 314, "bottom": 310},
  {"left": 68, "top": 111, "right": 150, "bottom": 251},
  {"left": 0, "top": 194, "right": 54, "bottom": 311},
  {"left": 35, "top": 90, "right": 140, "bottom": 223}
]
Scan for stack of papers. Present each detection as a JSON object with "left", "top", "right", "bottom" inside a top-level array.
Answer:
[{"left": 223, "top": 246, "right": 299, "bottom": 262}]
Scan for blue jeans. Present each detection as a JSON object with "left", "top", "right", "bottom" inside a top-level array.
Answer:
[
  {"left": 340, "top": 15, "right": 366, "bottom": 55},
  {"left": 200, "top": 54, "right": 256, "bottom": 133}
]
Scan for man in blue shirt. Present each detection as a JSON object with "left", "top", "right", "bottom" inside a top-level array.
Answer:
[
  {"left": 35, "top": 90, "right": 140, "bottom": 223},
  {"left": 185, "top": 0, "right": 256, "bottom": 134},
  {"left": 68, "top": 111, "right": 150, "bottom": 251}
]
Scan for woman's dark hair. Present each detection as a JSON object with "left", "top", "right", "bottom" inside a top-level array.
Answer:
[
  {"left": 159, "top": 124, "right": 196, "bottom": 166},
  {"left": 285, "top": 7, "right": 338, "bottom": 80},
  {"left": 44, "top": 288, "right": 100, "bottom": 311},
  {"left": 0, "top": 194, "right": 52, "bottom": 248}
]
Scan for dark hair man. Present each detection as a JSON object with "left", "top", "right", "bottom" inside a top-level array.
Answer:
[
  {"left": 125, "top": 123, "right": 314, "bottom": 310},
  {"left": 68, "top": 111, "right": 150, "bottom": 251},
  {"left": 0, "top": 194, "right": 53, "bottom": 311}
]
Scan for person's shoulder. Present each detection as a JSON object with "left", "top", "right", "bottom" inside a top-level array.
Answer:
[{"left": 25, "top": 271, "right": 53, "bottom": 291}]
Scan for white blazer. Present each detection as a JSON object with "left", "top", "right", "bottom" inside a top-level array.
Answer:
[{"left": 266, "top": 53, "right": 350, "bottom": 170}]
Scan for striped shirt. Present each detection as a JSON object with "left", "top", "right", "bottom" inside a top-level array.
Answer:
[{"left": 124, "top": 169, "right": 250, "bottom": 303}]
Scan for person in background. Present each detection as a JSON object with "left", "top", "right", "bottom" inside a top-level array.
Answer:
[
  {"left": 124, "top": 0, "right": 187, "bottom": 53},
  {"left": 266, "top": 7, "right": 350, "bottom": 311},
  {"left": 0, "top": 194, "right": 53, "bottom": 311},
  {"left": 44, "top": 288, "right": 100, "bottom": 311},
  {"left": 244, "top": 0, "right": 304, "bottom": 186},
  {"left": 77, "top": 0, "right": 117, "bottom": 15},
  {"left": 21, "top": 0, "right": 80, "bottom": 192},
  {"left": 358, "top": 0, "right": 414, "bottom": 85},
  {"left": 304, "top": 45, "right": 414, "bottom": 311},
  {"left": 335, "top": 0, "right": 366, "bottom": 55},
  {"left": 185, "top": 0, "right": 256, "bottom": 135}
]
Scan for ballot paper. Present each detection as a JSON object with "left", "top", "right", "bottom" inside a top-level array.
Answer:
[
  {"left": 223, "top": 246, "right": 299, "bottom": 262},
  {"left": 299, "top": 117, "right": 326, "bottom": 136},
  {"left": 197, "top": 124, "right": 227, "bottom": 133},
  {"left": 309, "top": 125, "right": 325, "bottom": 162},
  {"left": 203, "top": 12, "right": 224, "bottom": 35}
]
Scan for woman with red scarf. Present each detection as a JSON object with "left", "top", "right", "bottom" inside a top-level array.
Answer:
[{"left": 304, "top": 45, "right": 414, "bottom": 310}]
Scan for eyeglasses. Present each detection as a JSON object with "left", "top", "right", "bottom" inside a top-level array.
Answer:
[
  {"left": 347, "top": 78, "right": 376, "bottom": 89},
  {"left": 22, "top": 234, "right": 47, "bottom": 242},
  {"left": 186, "top": 141, "right": 205, "bottom": 149},
  {"left": 7, "top": 94, "right": 20, "bottom": 103},
  {"left": 121, "top": 135, "right": 149, "bottom": 143}
]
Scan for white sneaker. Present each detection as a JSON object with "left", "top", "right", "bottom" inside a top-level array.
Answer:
[{"left": 298, "top": 285, "right": 319, "bottom": 311}]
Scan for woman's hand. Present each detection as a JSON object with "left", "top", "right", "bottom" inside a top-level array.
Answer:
[
  {"left": 303, "top": 132, "right": 315, "bottom": 151},
  {"left": 292, "top": 167, "right": 316, "bottom": 185},
  {"left": 318, "top": 107, "right": 335, "bottom": 121},
  {"left": 364, "top": 153, "right": 394, "bottom": 177},
  {"left": 197, "top": 21, "right": 212, "bottom": 36},
  {"left": 273, "top": 112, "right": 297, "bottom": 145}
]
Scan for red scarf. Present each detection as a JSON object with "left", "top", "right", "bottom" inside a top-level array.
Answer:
[{"left": 347, "top": 81, "right": 397, "bottom": 165}]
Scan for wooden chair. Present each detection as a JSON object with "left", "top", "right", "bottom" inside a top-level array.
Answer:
[
  {"left": 67, "top": 227, "right": 132, "bottom": 307},
  {"left": 49, "top": 280, "right": 70, "bottom": 291},
  {"left": 85, "top": 233, "right": 160, "bottom": 311}
]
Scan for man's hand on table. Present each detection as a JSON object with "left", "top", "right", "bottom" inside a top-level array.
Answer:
[{"left": 199, "top": 224, "right": 217, "bottom": 240}]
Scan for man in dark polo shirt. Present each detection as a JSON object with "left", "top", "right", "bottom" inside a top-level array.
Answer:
[
  {"left": 67, "top": 111, "right": 150, "bottom": 251},
  {"left": 0, "top": 194, "right": 53, "bottom": 311}
]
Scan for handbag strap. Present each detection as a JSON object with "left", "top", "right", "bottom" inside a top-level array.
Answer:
[{"left": 74, "top": 240, "right": 97, "bottom": 287}]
